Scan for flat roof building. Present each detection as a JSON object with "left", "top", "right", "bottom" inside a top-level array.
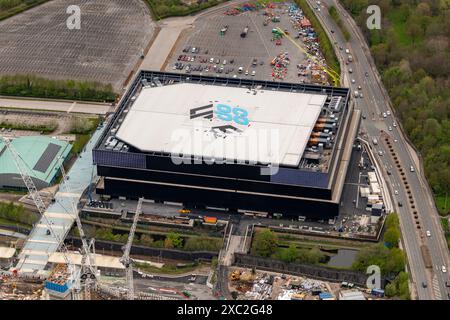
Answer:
[
  {"left": 93, "top": 71, "right": 360, "bottom": 219},
  {"left": 0, "top": 136, "right": 72, "bottom": 190},
  {"left": 117, "top": 82, "right": 326, "bottom": 167}
]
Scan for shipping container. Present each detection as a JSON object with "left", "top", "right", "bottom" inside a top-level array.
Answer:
[{"left": 203, "top": 216, "right": 218, "bottom": 224}]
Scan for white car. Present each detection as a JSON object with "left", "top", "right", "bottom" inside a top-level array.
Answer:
[
  {"left": 442, "top": 266, "right": 447, "bottom": 273},
  {"left": 394, "top": 190, "right": 399, "bottom": 195},
  {"left": 387, "top": 110, "right": 391, "bottom": 116},
  {"left": 349, "top": 68, "right": 353, "bottom": 73},
  {"left": 209, "top": 58, "right": 214, "bottom": 63},
  {"left": 393, "top": 122, "right": 397, "bottom": 127},
  {"left": 388, "top": 126, "right": 392, "bottom": 131},
  {"left": 383, "top": 112, "right": 387, "bottom": 118},
  {"left": 351, "top": 79, "right": 356, "bottom": 83},
  {"left": 357, "top": 85, "right": 362, "bottom": 90},
  {"left": 251, "top": 70, "right": 256, "bottom": 76},
  {"left": 378, "top": 150, "right": 383, "bottom": 156},
  {"left": 245, "top": 70, "right": 249, "bottom": 76},
  {"left": 426, "top": 230, "right": 431, "bottom": 237},
  {"left": 410, "top": 166, "right": 415, "bottom": 172}
]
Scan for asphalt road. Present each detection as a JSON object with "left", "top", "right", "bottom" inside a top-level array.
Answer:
[
  {"left": 0, "top": 97, "right": 112, "bottom": 115},
  {"left": 306, "top": 0, "right": 449, "bottom": 299}
]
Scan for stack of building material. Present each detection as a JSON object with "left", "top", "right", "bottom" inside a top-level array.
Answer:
[{"left": 271, "top": 52, "right": 290, "bottom": 80}]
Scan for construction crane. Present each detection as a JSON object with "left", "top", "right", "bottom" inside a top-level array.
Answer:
[
  {"left": 120, "top": 197, "right": 144, "bottom": 300},
  {"left": 57, "top": 159, "right": 98, "bottom": 300},
  {"left": 2, "top": 136, "right": 96, "bottom": 299},
  {"left": 0, "top": 137, "right": 75, "bottom": 282}
]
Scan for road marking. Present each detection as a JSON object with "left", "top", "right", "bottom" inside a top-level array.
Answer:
[
  {"left": 67, "top": 101, "right": 76, "bottom": 113},
  {"left": 27, "top": 239, "right": 58, "bottom": 245},
  {"left": 20, "top": 250, "right": 49, "bottom": 256},
  {"left": 57, "top": 192, "right": 83, "bottom": 198},
  {"left": 19, "top": 259, "right": 47, "bottom": 265},
  {"left": 36, "top": 224, "right": 64, "bottom": 230},
  {"left": 43, "top": 212, "right": 76, "bottom": 220},
  {"left": 432, "top": 276, "right": 441, "bottom": 300}
]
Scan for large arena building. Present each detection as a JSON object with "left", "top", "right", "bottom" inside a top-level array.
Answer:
[{"left": 93, "top": 71, "right": 360, "bottom": 219}]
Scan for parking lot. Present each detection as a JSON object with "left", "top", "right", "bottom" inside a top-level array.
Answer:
[
  {"left": 0, "top": 0, "right": 154, "bottom": 91},
  {"left": 164, "top": 2, "right": 329, "bottom": 84}
]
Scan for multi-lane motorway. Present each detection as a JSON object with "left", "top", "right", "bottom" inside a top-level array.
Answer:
[{"left": 306, "top": 0, "right": 449, "bottom": 299}]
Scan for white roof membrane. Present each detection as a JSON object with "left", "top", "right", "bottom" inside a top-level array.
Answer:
[{"left": 116, "top": 83, "right": 326, "bottom": 167}]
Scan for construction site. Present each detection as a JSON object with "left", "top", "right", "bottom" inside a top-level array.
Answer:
[{"left": 228, "top": 267, "right": 386, "bottom": 300}]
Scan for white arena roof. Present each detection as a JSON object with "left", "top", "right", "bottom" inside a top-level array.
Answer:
[{"left": 116, "top": 83, "right": 326, "bottom": 167}]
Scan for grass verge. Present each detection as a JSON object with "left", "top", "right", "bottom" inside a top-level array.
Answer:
[
  {"left": 294, "top": 0, "right": 340, "bottom": 81},
  {"left": 145, "top": 0, "right": 225, "bottom": 20},
  {"left": 0, "top": 121, "right": 58, "bottom": 133},
  {"left": 0, "top": 0, "right": 50, "bottom": 21},
  {"left": 328, "top": 5, "right": 350, "bottom": 41},
  {"left": 135, "top": 261, "right": 203, "bottom": 275}
]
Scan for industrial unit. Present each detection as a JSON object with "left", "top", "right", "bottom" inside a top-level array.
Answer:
[
  {"left": 0, "top": 136, "right": 72, "bottom": 191},
  {"left": 93, "top": 71, "right": 360, "bottom": 219}
]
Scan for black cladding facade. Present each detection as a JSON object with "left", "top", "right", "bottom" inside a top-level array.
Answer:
[{"left": 94, "top": 71, "right": 352, "bottom": 219}]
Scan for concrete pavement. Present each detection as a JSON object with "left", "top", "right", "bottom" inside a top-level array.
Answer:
[{"left": 0, "top": 97, "right": 112, "bottom": 115}]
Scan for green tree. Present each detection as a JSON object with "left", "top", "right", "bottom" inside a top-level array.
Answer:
[
  {"left": 384, "top": 227, "right": 400, "bottom": 247},
  {"left": 280, "top": 245, "right": 299, "bottom": 263},
  {"left": 164, "top": 232, "right": 183, "bottom": 249},
  {"left": 252, "top": 229, "right": 278, "bottom": 257}
]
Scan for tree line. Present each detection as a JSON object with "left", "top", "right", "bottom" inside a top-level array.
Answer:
[
  {"left": 92, "top": 228, "right": 222, "bottom": 252},
  {"left": 0, "top": 0, "right": 49, "bottom": 21},
  {"left": 145, "top": 0, "right": 224, "bottom": 20},
  {"left": 0, "top": 201, "right": 38, "bottom": 226},
  {"left": 0, "top": 75, "right": 116, "bottom": 102},
  {"left": 251, "top": 229, "right": 328, "bottom": 265},
  {"left": 340, "top": 0, "right": 450, "bottom": 210}
]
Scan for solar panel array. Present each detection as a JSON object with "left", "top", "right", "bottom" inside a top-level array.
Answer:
[
  {"left": 33, "top": 143, "right": 62, "bottom": 173},
  {"left": 270, "top": 167, "right": 329, "bottom": 188}
]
